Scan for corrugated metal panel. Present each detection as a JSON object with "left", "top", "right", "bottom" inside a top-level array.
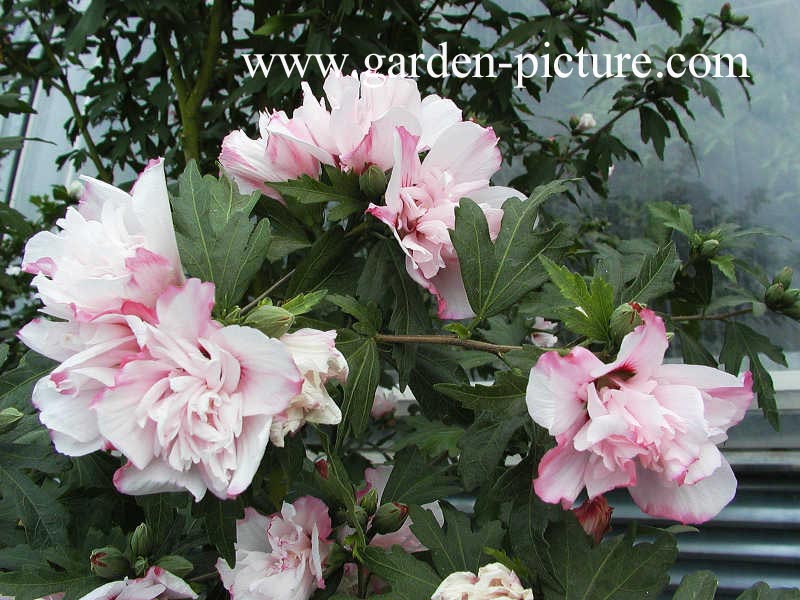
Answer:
[{"left": 609, "top": 377, "right": 800, "bottom": 597}]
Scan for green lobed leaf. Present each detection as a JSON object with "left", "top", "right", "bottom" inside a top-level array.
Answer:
[
  {"left": 286, "top": 229, "right": 348, "bottom": 297},
  {"left": 360, "top": 546, "right": 441, "bottom": 600},
  {"left": 622, "top": 242, "right": 679, "bottom": 304},
  {"left": 0, "top": 352, "right": 57, "bottom": 411},
  {"left": 542, "top": 517, "right": 678, "bottom": 600},
  {"left": 381, "top": 446, "right": 461, "bottom": 506},
  {"left": 193, "top": 495, "right": 244, "bottom": 568},
  {"left": 409, "top": 504, "right": 503, "bottom": 577},
  {"left": 719, "top": 321, "right": 787, "bottom": 430},
  {"left": 436, "top": 370, "right": 528, "bottom": 416},
  {"left": 0, "top": 567, "right": 104, "bottom": 600},
  {"left": 0, "top": 465, "right": 69, "bottom": 548},
  {"left": 451, "top": 182, "right": 570, "bottom": 320},
  {"left": 676, "top": 328, "right": 718, "bottom": 367},
  {"left": 458, "top": 411, "right": 525, "bottom": 491},
  {"left": 171, "top": 162, "right": 271, "bottom": 311},
  {"left": 672, "top": 571, "right": 719, "bottom": 600},
  {"left": 735, "top": 582, "right": 800, "bottom": 599},
  {"left": 336, "top": 330, "right": 380, "bottom": 440}
]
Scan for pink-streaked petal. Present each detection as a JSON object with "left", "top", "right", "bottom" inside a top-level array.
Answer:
[
  {"left": 628, "top": 458, "right": 736, "bottom": 524},
  {"left": 527, "top": 347, "right": 602, "bottom": 435},
  {"left": 533, "top": 439, "right": 590, "bottom": 506},
  {"left": 144, "top": 566, "right": 198, "bottom": 599},
  {"left": 224, "top": 415, "right": 272, "bottom": 497},
  {"left": 418, "top": 94, "right": 462, "bottom": 150},
  {"left": 129, "top": 158, "right": 184, "bottom": 281},
  {"left": 113, "top": 460, "right": 207, "bottom": 502},
  {"left": 423, "top": 257, "right": 475, "bottom": 320},
  {"left": 235, "top": 507, "right": 272, "bottom": 553},
  {"left": 593, "top": 307, "right": 668, "bottom": 382},
  {"left": 154, "top": 278, "right": 216, "bottom": 341}
]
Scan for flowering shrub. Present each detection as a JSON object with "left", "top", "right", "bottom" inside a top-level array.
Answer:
[{"left": 1, "top": 65, "right": 798, "bottom": 600}]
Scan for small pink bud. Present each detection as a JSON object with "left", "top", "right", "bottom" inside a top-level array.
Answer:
[{"left": 573, "top": 496, "right": 613, "bottom": 544}]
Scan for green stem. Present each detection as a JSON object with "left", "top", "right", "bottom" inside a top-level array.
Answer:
[
  {"left": 374, "top": 333, "right": 521, "bottom": 355},
  {"left": 671, "top": 307, "right": 752, "bottom": 322}
]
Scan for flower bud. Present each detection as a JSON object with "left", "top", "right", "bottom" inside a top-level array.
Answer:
[
  {"left": 765, "top": 283, "right": 788, "bottom": 308},
  {"left": 569, "top": 115, "right": 580, "bottom": 130},
  {"left": 720, "top": 3, "right": 732, "bottom": 19},
  {"left": 129, "top": 523, "right": 152, "bottom": 558},
  {"left": 774, "top": 267, "right": 793, "bottom": 289},
  {"left": 576, "top": 113, "right": 597, "bottom": 131},
  {"left": 359, "top": 165, "right": 388, "bottom": 198},
  {"left": 572, "top": 496, "right": 613, "bottom": 545},
  {"left": 781, "top": 303, "right": 800, "bottom": 320},
  {"left": 156, "top": 555, "right": 194, "bottom": 578},
  {"left": 90, "top": 546, "right": 129, "bottom": 579},
  {"left": 0, "top": 407, "right": 23, "bottom": 434},
  {"left": 610, "top": 303, "right": 644, "bottom": 342},
  {"left": 359, "top": 487, "right": 379, "bottom": 516},
  {"left": 373, "top": 502, "right": 408, "bottom": 534},
  {"left": 352, "top": 505, "right": 369, "bottom": 531},
  {"left": 133, "top": 555, "right": 149, "bottom": 577},
  {"left": 244, "top": 305, "right": 294, "bottom": 338},
  {"left": 315, "top": 458, "right": 329, "bottom": 479},
  {"left": 698, "top": 239, "right": 720, "bottom": 258}
]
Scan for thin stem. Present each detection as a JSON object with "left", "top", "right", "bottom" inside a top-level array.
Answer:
[
  {"left": 671, "top": 307, "right": 753, "bottom": 322},
  {"left": 27, "top": 18, "right": 112, "bottom": 182},
  {"left": 240, "top": 269, "right": 296, "bottom": 315},
  {"left": 189, "top": 571, "right": 218, "bottom": 583},
  {"left": 374, "top": 333, "right": 521, "bottom": 355}
]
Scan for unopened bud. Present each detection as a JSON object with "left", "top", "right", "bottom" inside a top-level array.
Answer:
[
  {"left": 0, "top": 407, "right": 23, "bottom": 434},
  {"left": 698, "top": 239, "right": 720, "bottom": 258},
  {"left": 720, "top": 3, "right": 732, "bottom": 19},
  {"left": 315, "top": 458, "right": 329, "bottom": 479},
  {"left": 569, "top": 115, "right": 580, "bottom": 130},
  {"left": 572, "top": 496, "right": 613, "bottom": 545},
  {"left": 156, "top": 555, "right": 193, "bottom": 578},
  {"left": 781, "top": 303, "right": 800, "bottom": 320},
  {"left": 373, "top": 502, "right": 408, "bottom": 534},
  {"left": 731, "top": 14, "right": 749, "bottom": 26},
  {"left": 610, "top": 303, "right": 644, "bottom": 342},
  {"left": 359, "top": 487, "right": 379, "bottom": 515},
  {"left": 774, "top": 267, "right": 793, "bottom": 289},
  {"left": 130, "top": 523, "right": 152, "bottom": 558},
  {"left": 359, "top": 165, "right": 388, "bottom": 198},
  {"left": 576, "top": 113, "right": 597, "bottom": 131},
  {"left": 90, "top": 546, "right": 129, "bottom": 579},
  {"left": 765, "top": 283, "right": 788, "bottom": 308},
  {"left": 244, "top": 305, "right": 294, "bottom": 338}
]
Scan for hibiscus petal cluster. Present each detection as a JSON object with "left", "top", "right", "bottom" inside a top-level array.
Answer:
[
  {"left": 526, "top": 304, "right": 754, "bottom": 523},
  {"left": 216, "top": 497, "right": 333, "bottom": 600},
  {"left": 432, "top": 563, "right": 534, "bottom": 600},
  {"left": 78, "top": 566, "right": 196, "bottom": 600},
  {"left": 18, "top": 159, "right": 345, "bottom": 501},
  {"left": 220, "top": 70, "right": 525, "bottom": 319}
]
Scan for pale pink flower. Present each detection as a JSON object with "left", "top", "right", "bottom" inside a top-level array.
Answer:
[
  {"left": 371, "top": 386, "right": 402, "bottom": 419},
  {"left": 367, "top": 124, "right": 524, "bottom": 318},
  {"left": 527, "top": 305, "right": 754, "bottom": 524},
  {"left": 270, "top": 328, "right": 348, "bottom": 447},
  {"left": 357, "top": 465, "right": 443, "bottom": 552},
  {"left": 432, "top": 563, "right": 533, "bottom": 600},
  {"left": 530, "top": 317, "right": 558, "bottom": 348},
  {"left": 18, "top": 317, "right": 138, "bottom": 456},
  {"left": 219, "top": 71, "right": 462, "bottom": 198},
  {"left": 572, "top": 495, "right": 613, "bottom": 544},
  {"left": 219, "top": 110, "right": 333, "bottom": 200},
  {"left": 22, "top": 158, "right": 183, "bottom": 321},
  {"left": 96, "top": 279, "right": 302, "bottom": 501},
  {"left": 78, "top": 566, "right": 196, "bottom": 600},
  {"left": 216, "top": 497, "right": 333, "bottom": 600}
]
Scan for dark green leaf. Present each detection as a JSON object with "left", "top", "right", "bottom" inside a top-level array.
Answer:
[
  {"left": 360, "top": 546, "right": 441, "bottom": 600},
  {"left": 0, "top": 352, "right": 57, "bottom": 411},
  {"left": 336, "top": 330, "right": 380, "bottom": 440},
  {"left": 409, "top": 504, "right": 503, "bottom": 577},
  {"left": 286, "top": 229, "right": 347, "bottom": 297},
  {"left": 622, "top": 242, "right": 679, "bottom": 303},
  {"left": 194, "top": 495, "right": 244, "bottom": 568},
  {"left": 382, "top": 447, "right": 460, "bottom": 506},
  {"left": 0, "top": 567, "right": 103, "bottom": 600},
  {"left": 736, "top": 582, "right": 800, "bottom": 599},
  {"left": 172, "top": 162, "right": 270, "bottom": 311},
  {"left": 720, "top": 321, "right": 787, "bottom": 430},
  {"left": 0, "top": 465, "right": 68, "bottom": 548},
  {"left": 672, "top": 571, "right": 718, "bottom": 600}
]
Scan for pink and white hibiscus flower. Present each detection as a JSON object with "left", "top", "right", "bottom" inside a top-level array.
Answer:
[
  {"left": 270, "top": 328, "right": 348, "bottom": 447},
  {"left": 18, "top": 317, "right": 138, "bottom": 455},
  {"left": 432, "top": 563, "right": 533, "bottom": 600},
  {"left": 367, "top": 123, "right": 524, "bottom": 318},
  {"left": 96, "top": 278, "right": 303, "bottom": 501},
  {"left": 78, "top": 566, "right": 196, "bottom": 600},
  {"left": 216, "top": 497, "right": 333, "bottom": 600},
  {"left": 531, "top": 316, "right": 558, "bottom": 348},
  {"left": 219, "top": 70, "right": 461, "bottom": 197},
  {"left": 22, "top": 158, "right": 183, "bottom": 321},
  {"left": 527, "top": 305, "right": 754, "bottom": 524},
  {"left": 357, "top": 465, "right": 443, "bottom": 552}
]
